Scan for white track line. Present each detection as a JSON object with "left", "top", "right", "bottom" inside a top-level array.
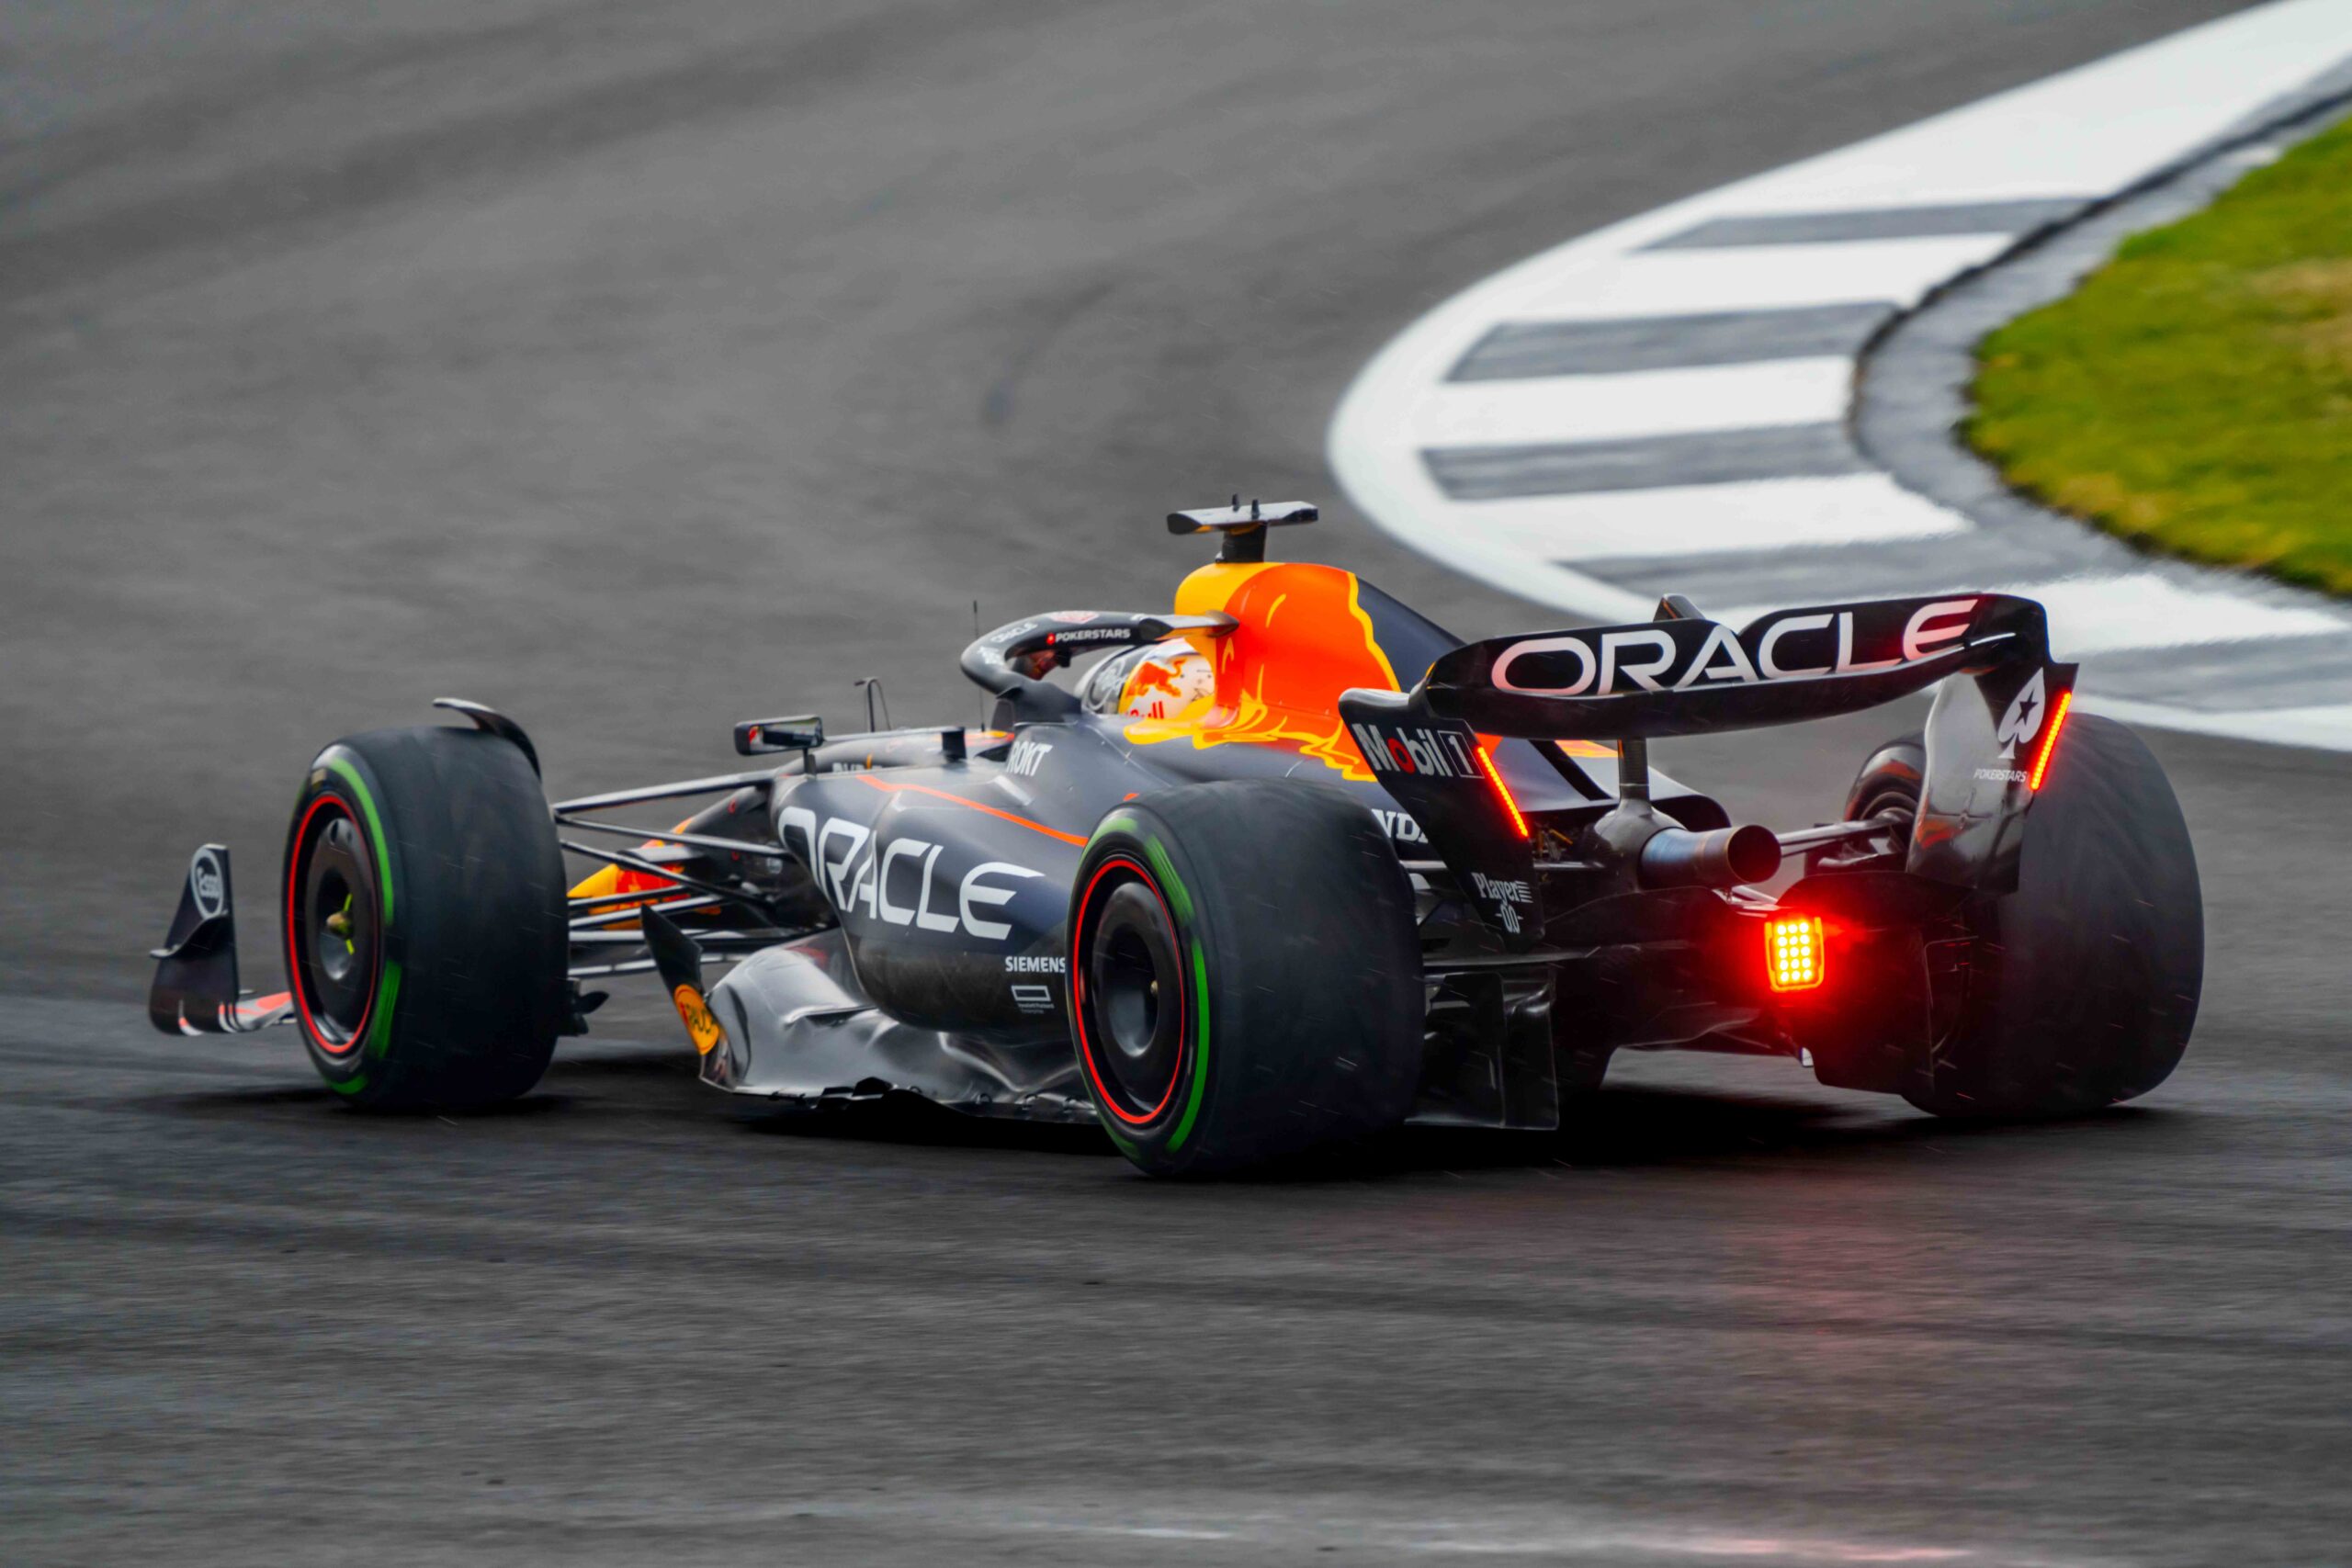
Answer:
[
  {"left": 2085, "top": 694, "right": 2352, "bottom": 752},
  {"left": 1735, "top": 8, "right": 2352, "bottom": 207},
  {"left": 1329, "top": 0, "right": 2352, "bottom": 750},
  {"left": 1986, "top": 575, "right": 2345, "bottom": 655}
]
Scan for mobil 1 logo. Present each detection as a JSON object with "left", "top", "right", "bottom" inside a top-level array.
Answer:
[{"left": 1349, "top": 716, "right": 1482, "bottom": 781}]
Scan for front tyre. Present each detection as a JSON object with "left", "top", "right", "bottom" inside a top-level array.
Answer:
[
  {"left": 1070, "top": 782, "right": 1424, "bottom": 1177},
  {"left": 1906, "top": 713, "right": 2202, "bottom": 1118},
  {"left": 284, "top": 725, "right": 569, "bottom": 1109}
]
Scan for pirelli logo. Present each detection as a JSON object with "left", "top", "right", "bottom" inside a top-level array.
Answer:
[{"left": 1350, "top": 717, "right": 1482, "bottom": 780}]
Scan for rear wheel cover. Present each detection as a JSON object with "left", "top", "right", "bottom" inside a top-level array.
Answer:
[{"left": 1071, "top": 860, "right": 1193, "bottom": 1128}]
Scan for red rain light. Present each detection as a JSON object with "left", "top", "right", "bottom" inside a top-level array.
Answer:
[
  {"left": 1476, "top": 742, "right": 1532, "bottom": 840},
  {"left": 1764, "top": 914, "right": 1825, "bottom": 993},
  {"left": 2027, "top": 689, "right": 2074, "bottom": 792}
]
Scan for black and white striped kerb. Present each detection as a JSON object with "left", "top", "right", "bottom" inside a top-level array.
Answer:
[
  {"left": 1426, "top": 424, "right": 1865, "bottom": 501},
  {"left": 1640, "top": 197, "right": 2089, "bottom": 250},
  {"left": 1331, "top": 11, "right": 2352, "bottom": 749},
  {"left": 1448, "top": 304, "right": 1892, "bottom": 379}
]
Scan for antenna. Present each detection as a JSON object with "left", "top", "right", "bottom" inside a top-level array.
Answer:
[{"left": 854, "top": 678, "right": 891, "bottom": 732}]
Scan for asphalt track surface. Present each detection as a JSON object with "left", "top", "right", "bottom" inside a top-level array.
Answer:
[{"left": 5, "top": 3, "right": 2348, "bottom": 1563}]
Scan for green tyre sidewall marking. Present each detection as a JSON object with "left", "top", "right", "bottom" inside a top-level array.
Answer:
[
  {"left": 1169, "top": 942, "right": 1210, "bottom": 1153},
  {"left": 1090, "top": 811, "right": 1143, "bottom": 847},
  {"left": 1133, "top": 830, "right": 1211, "bottom": 1156},
  {"left": 1137, "top": 832, "right": 1211, "bottom": 1154},
  {"left": 1080, "top": 810, "right": 1141, "bottom": 1157},
  {"left": 1139, "top": 837, "right": 1193, "bottom": 924},
  {"left": 1073, "top": 812, "right": 1216, "bottom": 1161},
  {"left": 300, "top": 749, "right": 403, "bottom": 1083}
]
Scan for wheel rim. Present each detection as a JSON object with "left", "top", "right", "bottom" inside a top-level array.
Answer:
[
  {"left": 1073, "top": 857, "right": 1188, "bottom": 1125},
  {"left": 288, "top": 795, "right": 381, "bottom": 1055}
]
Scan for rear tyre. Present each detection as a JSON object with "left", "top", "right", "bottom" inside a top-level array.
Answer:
[
  {"left": 1069, "top": 782, "right": 1423, "bottom": 1177},
  {"left": 1845, "top": 732, "right": 1925, "bottom": 826},
  {"left": 1905, "top": 713, "right": 2202, "bottom": 1118},
  {"left": 283, "top": 725, "right": 569, "bottom": 1109},
  {"left": 1813, "top": 731, "right": 1923, "bottom": 874}
]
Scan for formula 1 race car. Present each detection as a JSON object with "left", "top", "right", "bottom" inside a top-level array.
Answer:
[{"left": 150, "top": 502, "right": 2203, "bottom": 1175}]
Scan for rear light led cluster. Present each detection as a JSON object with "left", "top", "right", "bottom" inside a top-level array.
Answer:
[
  {"left": 1764, "top": 914, "right": 1825, "bottom": 992},
  {"left": 2028, "top": 689, "right": 2074, "bottom": 792},
  {"left": 1475, "top": 742, "right": 1532, "bottom": 840}
]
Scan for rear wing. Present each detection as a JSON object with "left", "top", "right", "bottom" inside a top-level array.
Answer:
[
  {"left": 1340, "top": 592, "right": 2078, "bottom": 929},
  {"left": 1416, "top": 592, "right": 2050, "bottom": 739}
]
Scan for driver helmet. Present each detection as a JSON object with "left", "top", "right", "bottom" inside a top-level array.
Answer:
[{"left": 1082, "top": 644, "right": 1215, "bottom": 720}]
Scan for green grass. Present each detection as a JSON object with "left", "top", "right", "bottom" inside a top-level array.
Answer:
[{"left": 1968, "top": 113, "right": 2352, "bottom": 597}]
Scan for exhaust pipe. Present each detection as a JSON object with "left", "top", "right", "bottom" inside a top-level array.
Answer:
[{"left": 1638, "top": 823, "right": 1781, "bottom": 890}]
